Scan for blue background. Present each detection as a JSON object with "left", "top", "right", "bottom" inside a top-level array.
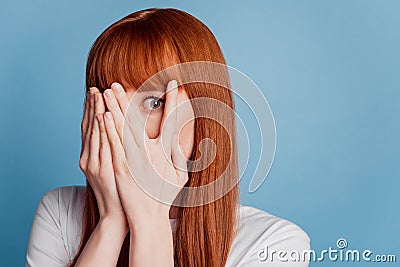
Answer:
[{"left": 1, "top": 1, "right": 399, "bottom": 266}]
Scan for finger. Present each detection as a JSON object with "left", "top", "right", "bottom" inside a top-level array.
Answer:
[
  {"left": 101, "top": 86, "right": 139, "bottom": 154},
  {"left": 95, "top": 90, "right": 106, "bottom": 114},
  {"left": 88, "top": 92, "right": 103, "bottom": 168},
  {"left": 103, "top": 89, "right": 126, "bottom": 139},
  {"left": 80, "top": 91, "right": 90, "bottom": 158},
  {"left": 110, "top": 82, "right": 131, "bottom": 115},
  {"left": 103, "top": 111, "right": 129, "bottom": 175},
  {"left": 159, "top": 80, "right": 178, "bottom": 155},
  {"left": 96, "top": 114, "right": 112, "bottom": 166},
  {"left": 109, "top": 82, "right": 147, "bottom": 148},
  {"left": 81, "top": 87, "right": 97, "bottom": 163},
  {"left": 81, "top": 89, "right": 91, "bottom": 143},
  {"left": 126, "top": 105, "right": 147, "bottom": 148}
]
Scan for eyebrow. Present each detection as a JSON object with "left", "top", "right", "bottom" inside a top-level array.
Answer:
[
  {"left": 134, "top": 89, "right": 166, "bottom": 98},
  {"left": 137, "top": 87, "right": 166, "bottom": 93},
  {"left": 135, "top": 76, "right": 171, "bottom": 93},
  {"left": 135, "top": 82, "right": 167, "bottom": 94}
]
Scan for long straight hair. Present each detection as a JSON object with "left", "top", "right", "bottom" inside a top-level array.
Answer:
[{"left": 70, "top": 8, "right": 239, "bottom": 266}]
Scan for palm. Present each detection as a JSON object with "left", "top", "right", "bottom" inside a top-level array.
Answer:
[{"left": 105, "top": 80, "right": 188, "bottom": 220}]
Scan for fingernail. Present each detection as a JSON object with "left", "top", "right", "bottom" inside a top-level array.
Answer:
[
  {"left": 111, "top": 82, "right": 121, "bottom": 92},
  {"left": 168, "top": 80, "right": 178, "bottom": 92},
  {"left": 104, "top": 89, "right": 113, "bottom": 98},
  {"left": 105, "top": 112, "right": 112, "bottom": 119}
]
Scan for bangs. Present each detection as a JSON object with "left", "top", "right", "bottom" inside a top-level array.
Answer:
[{"left": 86, "top": 18, "right": 180, "bottom": 93}]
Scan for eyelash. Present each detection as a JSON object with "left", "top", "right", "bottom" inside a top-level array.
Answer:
[{"left": 142, "top": 95, "right": 165, "bottom": 111}]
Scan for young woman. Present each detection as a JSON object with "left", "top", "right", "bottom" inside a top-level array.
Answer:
[{"left": 26, "top": 8, "right": 310, "bottom": 267}]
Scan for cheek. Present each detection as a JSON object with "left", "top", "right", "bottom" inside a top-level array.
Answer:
[
  {"left": 141, "top": 89, "right": 195, "bottom": 157},
  {"left": 145, "top": 113, "right": 163, "bottom": 139},
  {"left": 125, "top": 90, "right": 163, "bottom": 139}
]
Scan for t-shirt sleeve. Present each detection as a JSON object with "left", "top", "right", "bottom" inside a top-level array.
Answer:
[
  {"left": 227, "top": 206, "right": 311, "bottom": 267},
  {"left": 250, "top": 223, "right": 311, "bottom": 266},
  {"left": 26, "top": 188, "right": 70, "bottom": 267}
]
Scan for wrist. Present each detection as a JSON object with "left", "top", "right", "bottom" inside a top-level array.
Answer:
[
  {"left": 129, "top": 216, "right": 173, "bottom": 253},
  {"left": 99, "top": 215, "right": 129, "bottom": 236},
  {"left": 128, "top": 216, "right": 174, "bottom": 267},
  {"left": 128, "top": 213, "right": 171, "bottom": 234}
]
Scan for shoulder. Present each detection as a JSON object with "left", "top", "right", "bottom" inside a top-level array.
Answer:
[
  {"left": 40, "top": 185, "right": 86, "bottom": 231},
  {"left": 236, "top": 205, "right": 309, "bottom": 241},
  {"left": 226, "top": 205, "right": 310, "bottom": 266},
  {"left": 39, "top": 184, "right": 86, "bottom": 229},
  {"left": 40, "top": 186, "right": 85, "bottom": 255},
  {"left": 27, "top": 186, "right": 86, "bottom": 266},
  {"left": 42, "top": 185, "right": 86, "bottom": 202}
]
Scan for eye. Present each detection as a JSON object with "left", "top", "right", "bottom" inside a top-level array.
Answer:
[{"left": 142, "top": 96, "right": 165, "bottom": 112}]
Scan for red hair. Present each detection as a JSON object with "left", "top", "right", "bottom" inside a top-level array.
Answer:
[{"left": 71, "top": 8, "right": 239, "bottom": 266}]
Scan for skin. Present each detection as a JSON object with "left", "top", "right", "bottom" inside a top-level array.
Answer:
[{"left": 76, "top": 80, "right": 195, "bottom": 266}]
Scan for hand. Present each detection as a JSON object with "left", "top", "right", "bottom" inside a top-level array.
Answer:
[
  {"left": 79, "top": 87, "right": 128, "bottom": 229},
  {"left": 101, "top": 80, "right": 188, "bottom": 227}
]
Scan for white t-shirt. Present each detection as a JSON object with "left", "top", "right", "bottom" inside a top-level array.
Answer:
[{"left": 26, "top": 186, "right": 310, "bottom": 267}]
